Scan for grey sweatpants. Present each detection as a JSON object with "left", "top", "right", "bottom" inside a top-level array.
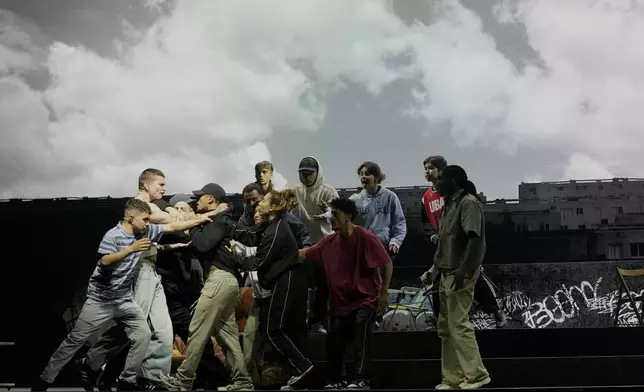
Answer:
[
  {"left": 86, "top": 263, "right": 174, "bottom": 382},
  {"left": 40, "top": 298, "right": 150, "bottom": 384}
]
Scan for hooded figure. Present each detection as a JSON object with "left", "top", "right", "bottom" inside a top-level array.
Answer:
[{"left": 292, "top": 157, "right": 339, "bottom": 244}]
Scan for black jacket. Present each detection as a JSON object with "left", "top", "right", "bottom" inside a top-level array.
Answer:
[
  {"left": 234, "top": 215, "right": 301, "bottom": 288},
  {"left": 189, "top": 211, "right": 240, "bottom": 281},
  {"left": 155, "top": 231, "right": 203, "bottom": 304},
  {"left": 238, "top": 211, "right": 312, "bottom": 249}
]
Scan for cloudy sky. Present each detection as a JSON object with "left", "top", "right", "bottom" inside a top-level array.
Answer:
[{"left": 1, "top": 0, "right": 642, "bottom": 200}]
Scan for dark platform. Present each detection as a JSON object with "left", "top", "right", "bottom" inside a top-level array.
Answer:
[
  {"left": 11, "top": 327, "right": 644, "bottom": 389},
  {"left": 302, "top": 327, "right": 644, "bottom": 389}
]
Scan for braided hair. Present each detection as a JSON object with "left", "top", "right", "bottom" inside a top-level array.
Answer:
[{"left": 440, "top": 165, "right": 480, "bottom": 201}]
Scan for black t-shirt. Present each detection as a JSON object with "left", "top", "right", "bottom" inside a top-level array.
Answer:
[{"left": 151, "top": 199, "right": 203, "bottom": 304}]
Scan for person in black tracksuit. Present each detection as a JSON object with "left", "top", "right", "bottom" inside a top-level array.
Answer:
[{"left": 234, "top": 189, "right": 313, "bottom": 389}]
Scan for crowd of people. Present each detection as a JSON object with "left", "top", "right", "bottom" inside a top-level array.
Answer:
[{"left": 32, "top": 156, "right": 499, "bottom": 391}]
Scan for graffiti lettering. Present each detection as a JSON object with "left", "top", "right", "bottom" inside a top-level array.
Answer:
[{"left": 514, "top": 278, "right": 644, "bottom": 329}]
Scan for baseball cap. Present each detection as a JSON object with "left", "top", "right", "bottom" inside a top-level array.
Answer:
[
  {"left": 298, "top": 157, "right": 319, "bottom": 172},
  {"left": 169, "top": 193, "right": 195, "bottom": 206},
  {"left": 193, "top": 183, "right": 227, "bottom": 202}
]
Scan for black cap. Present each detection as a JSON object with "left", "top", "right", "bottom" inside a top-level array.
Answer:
[
  {"left": 298, "top": 157, "right": 319, "bottom": 172},
  {"left": 193, "top": 183, "right": 227, "bottom": 202}
]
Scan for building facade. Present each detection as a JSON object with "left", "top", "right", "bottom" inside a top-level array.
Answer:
[{"left": 488, "top": 178, "right": 644, "bottom": 232}]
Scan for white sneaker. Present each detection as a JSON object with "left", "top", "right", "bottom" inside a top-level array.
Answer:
[
  {"left": 460, "top": 376, "right": 491, "bottom": 389},
  {"left": 287, "top": 364, "right": 314, "bottom": 386}
]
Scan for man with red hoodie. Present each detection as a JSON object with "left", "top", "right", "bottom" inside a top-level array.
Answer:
[{"left": 419, "top": 156, "right": 507, "bottom": 329}]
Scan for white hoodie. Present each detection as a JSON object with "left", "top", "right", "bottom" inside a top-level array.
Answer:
[{"left": 292, "top": 157, "right": 339, "bottom": 244}]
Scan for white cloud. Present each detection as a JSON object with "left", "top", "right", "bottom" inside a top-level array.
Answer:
[
  {"left": 561, "top": 153, "right": 613, "bottom": 181},
  {"left": 0, "top": 0, "right": 413, "bottom": 198},
  {"left": 2, "top": 0, "right": 644, "bottom": 198},
  {"left": 408, "top": 0, "right": 644, "bottom": 179}
]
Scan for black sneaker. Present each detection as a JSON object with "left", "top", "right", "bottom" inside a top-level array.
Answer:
[
  {"left": 77, "top": 358, "right": 99, "bottom": 391},
  {"left": 116, "top": 378, "right": 140, "bottom": 391},
  {"left": 31, "top": 378, "right": 51, "bottom": 391},
  {"left": 96, "top": 366, "right": 115, "bottom": 392},
  {"left": 324, "top": 380, "right": 346, "bottom": 390}
]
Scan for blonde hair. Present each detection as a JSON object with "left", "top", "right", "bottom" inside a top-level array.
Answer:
[{"left": 267, "top": 189, "right": 298, "bottom": 214}]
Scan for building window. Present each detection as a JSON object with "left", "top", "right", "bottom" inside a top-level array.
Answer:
[
  {"left": 576, "top": 208, "right": 584, "bottom": 215},
  {"left": 575, "top": 186, "right": 587, "bottom": 191},
  {"left": 561, "top": 225, "right": 568, "bottom": 230},
  {"left": 630, "top": 243, "right": 644, "bottom": 258},
  {"left": 617, "top": 206, "right": 624, "bottom": 214},
  {"left": 561, "top": 208, "right": 573, "bottom": 219},
  {"left": 545, "top": 223, "right": 550, "bottom": 231},
  {"left": 600, "top": 219, "right": 609, "bottom": 225},
  {"left": 558, "top": 187, "right": 564, "bottom": 191},
  {"left": 608, "top": 243, "right": 622, "bottom": 260},
  {"left": 595, "top": 207, "right": 601, "bottom": 217},
  {"left": 578, "top": 224, "right": 586, "bottom": 230},
  {"left": 598, "top": 185, "right": 603, "bottom": 190}
]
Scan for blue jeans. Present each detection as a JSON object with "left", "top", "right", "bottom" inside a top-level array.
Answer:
[
  {"left": 40, "top": 298, "right": 150, "bottom": 384},
  {"left": 86, "top": 263, "right": 173, "bottom": 382}
]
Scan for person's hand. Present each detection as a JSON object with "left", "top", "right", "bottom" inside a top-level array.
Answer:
[
  {"left": 430, "top": 234, "right": 438, "bottom": 245},
  {"left": 317, "top": 200, "right": 328, "bottom": 212},
  {"left": 174, "top": 335, "right": 186, "bottom": 354},
  {"left": 129, "top": 238, "right": 151, "bottom": 253},
  {"left": 451, "top": 269, "right": 466, "bottom": 291},
  {"left": 377, "top": 290, "right": 389, "bottom": 316},
  {"left": 420, "top": 265, "right": 439, "bottom": 285},
  {"left": 420, "top": 270, "right": 432, "bottom": 285},
  {"left": 388, "top": 243, "right": 400, "bottom": 254},
  {"left": 214, "top": 203, "right": 229, "bottom": 215},
  {"left": 225, "top": 240, "right": 236, "bottom": 253},
  {"left": 311, "top": 214, "right": 326, "bottom": 221},
  {"left": 197, "top": 215, "right": 213, "bottom": 224}
]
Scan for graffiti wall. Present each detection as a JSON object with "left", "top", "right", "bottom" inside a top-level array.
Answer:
[{"left": 383, "top": 261, "right": 644, "bottom": 330}]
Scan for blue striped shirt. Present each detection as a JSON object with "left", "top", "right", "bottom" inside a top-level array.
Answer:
[{"left": 86, "top": 222, "right": 164, "bottom": 303}]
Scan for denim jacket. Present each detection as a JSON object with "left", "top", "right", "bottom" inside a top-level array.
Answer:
[{"left": 349, "top": 186, "right": 407, "bottom": 247}]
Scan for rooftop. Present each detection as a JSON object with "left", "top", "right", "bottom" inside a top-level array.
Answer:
[{"left": 520, "top": 177, "right": 644, "bottom": 186}]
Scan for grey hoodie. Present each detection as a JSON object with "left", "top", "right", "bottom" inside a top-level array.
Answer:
[{"left": 291, "top": 157, "right": 339, "bottom": 244}]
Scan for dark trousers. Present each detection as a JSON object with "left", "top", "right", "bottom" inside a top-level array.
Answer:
[
  {"left": 264, "top": 266, "right": 312, "bottom": 374},
  {"left": 327, "top": 306, "right": 376, "bottom": 382},
  {"left": 431, "top": 270, "right": 500, "bottom": 316},
  {"left": 307, "top": 260, "right": 329, "bottom": 328}
]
